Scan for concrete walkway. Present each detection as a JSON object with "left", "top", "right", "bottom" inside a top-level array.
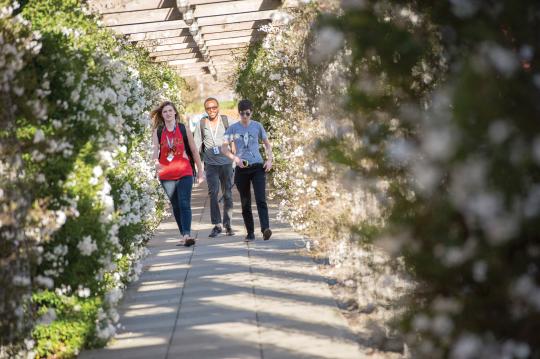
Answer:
[{"left": 81, "top": 183, "right": 361, "bottom": 359}]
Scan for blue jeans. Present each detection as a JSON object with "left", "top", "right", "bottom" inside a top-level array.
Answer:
[{"left": 160, "top": 176, "right": 193, "bottom": 236}]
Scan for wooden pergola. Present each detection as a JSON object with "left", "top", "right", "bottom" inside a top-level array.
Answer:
[{"left": 89, "top": 0, "right": 294, "bottom": 84}]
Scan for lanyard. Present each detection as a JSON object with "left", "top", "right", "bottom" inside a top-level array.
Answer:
[
  {"left": 165, "top": 124, "right": 176, "bottom": 149},
  {"left": 209, "top": 117, "right": 221, "bottom": 145}
]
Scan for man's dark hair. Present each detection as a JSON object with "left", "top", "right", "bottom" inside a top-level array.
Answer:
[
  {"left": 238, "top": 99, "right": 253, "bottom": 112},
  {"left": 204, "top": 97, "right": 219, "bottom": 108}
]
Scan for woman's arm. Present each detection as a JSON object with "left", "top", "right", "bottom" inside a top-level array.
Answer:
[
  {"left": 152, "top": 129, "right": 162, "bottom": 174},
  {"left": 186, "top": 128, "right": 205, "bottom": 182}
]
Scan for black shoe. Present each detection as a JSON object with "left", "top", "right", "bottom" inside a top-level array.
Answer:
[
  {"left": 184, "top": 237, "right": 196, "bottom": 247},
  {"left": 209, "top": 225, "right": 222, "bottom": 238},
  {"left": 263, "top": 228, "right": 272, "bottom": 241},
  {"left": 225, "top": 226, "right": 235, "bottom": 236},
  {"left": 245, "top": 233, "right": 255, "bottom": 242}
]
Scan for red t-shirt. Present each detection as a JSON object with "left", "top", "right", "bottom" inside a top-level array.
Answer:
[{"left": 158, "top": 125, "right": 193, "bottom": 181}]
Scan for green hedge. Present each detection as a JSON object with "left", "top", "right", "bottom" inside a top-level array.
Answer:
[{"left": 1, "top": 0, "right": 185, "bottom": 357}]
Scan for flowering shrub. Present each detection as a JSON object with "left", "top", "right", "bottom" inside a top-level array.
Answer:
[
  {"left": 1, "top": 0, "right": 183, "bottom": 357},
  {"left": 235, "top": 3, "right": 414, "bottom": 352},
  {"left": 236, "top": 0, "right": 540, "bottom": 357}
]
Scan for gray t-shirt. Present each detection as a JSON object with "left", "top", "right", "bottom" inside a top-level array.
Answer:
[
  {"left": 224, "top": 120, "right": 268, "bottom": 164},
  {"left": 194, "top": 116, "right": 232, "bottom": 166}
]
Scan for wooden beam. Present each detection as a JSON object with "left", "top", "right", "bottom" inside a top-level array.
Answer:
[
  {"left": 213, "top": 63, "right": 237, "bottom": 69},
  {"left": 154, "top": 53, "right": 200, "bottom": 62},
  {"left": 108, "top": 11, "right": 275, "bottom": 35},
  {"left": 89, "top": 0, "right": 175, "bottom": 14},
  {"left": 210, "top": 54, "right": 239, "bottom": 61},
  {"left": 170, "top": 59, "right": 234, "bottom": 68},
  {"left": 194, "top": 0, "right": 281, "bottom": 18},
  {"left": 207, "top": 42, "right": 254, "bottom": 51},
  {"left": 149, "top": 48, "right": 198, "bottom": 57},
  {"left": 130, "top": 28, "right": 262, "bottom": 43},
  {"left": 138, "top": 36, "right": 192, "bottom": 47},
  {"left": 197, "top": 10, "right": 278, "bottom": 27},
  {"left": 102, "top": 7, "right": 182, "bottom": 27},
  {"left": 209, "top": 48, "right": 249, "bottom": 56},
  {"left": 176, "top": 69, "right": 209, "bottom": 77},
  {"left": 147, "top": 42, "right": 197, "bottom": 52},
  {"left": 168, "top": 58, "right": 204, "bottom": 66},
  {"left": 205, "top": 34, "right": 263, "bottom": 47},
  {"left": 203, "top": 29, "right": 259, "bottom": 41},
  {"left": 110, "top": 20, "right": 187, "bottom": 35},
  {"left": 200, "top": 20, "right": 269, "bottom": 34},
  {"left": 129, "top": 29, "right": 189, "bottom": 42}
]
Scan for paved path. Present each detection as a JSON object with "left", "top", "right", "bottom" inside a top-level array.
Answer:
[{"left": 81, "top": 183, "right": 361, "bottom": 359}]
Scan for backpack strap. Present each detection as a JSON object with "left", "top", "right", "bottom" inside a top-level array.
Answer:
[
  {"left": 200, "top": 117, "right": 207, "bottom": 143},
  {"left": 199, "top": 117, "right": 207, "bottom": 153},
  {"left": 157, "top": 125, "right": 163, "bottom": 144},
  {"left": 179, "top": 123, "right": 196, "bottom": 175},
  {"left": 156, "top": 125, "right": 163, "bottom": 159},
  {"left": 221, "top": 115, "right": 229, "bottom": 129}
]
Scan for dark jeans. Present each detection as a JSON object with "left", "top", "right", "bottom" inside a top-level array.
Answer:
[
  {"left": 160, "top": 176, "right": 193, "bottom": 236},
  {"left": 234, "top": 164, "right": 269, "bottom": 234},
  {"left": 205, "top": 164, "right": 234, "bottom": 227}
]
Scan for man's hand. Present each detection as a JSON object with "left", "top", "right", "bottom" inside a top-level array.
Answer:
[{"left": 234, "top": 156, "right": 245, "bottom": 168}]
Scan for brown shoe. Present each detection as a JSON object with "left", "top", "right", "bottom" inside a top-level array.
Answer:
[
  {"left": 184, "top": 237, "right": 196, "bottom": 247},
  {"left": 262, "top": 228, "right": 272, "bottom": 241}
]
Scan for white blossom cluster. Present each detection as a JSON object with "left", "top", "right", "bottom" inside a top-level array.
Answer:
[{"left": 1, "top": 2, "right": 178, "bottom": 353}]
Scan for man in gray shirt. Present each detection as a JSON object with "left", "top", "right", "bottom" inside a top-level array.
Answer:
[{"left": 193, "top": 98, "right": 235, "bottom": 237}]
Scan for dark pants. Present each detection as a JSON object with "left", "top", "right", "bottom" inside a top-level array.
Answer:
[
  {"left": 206, "top": 164, "right": 234, "bottom": 227},
  {"left": 160, "top": 176, "right": 193, "bottom": 236},
  {"left": 234, "top": 164, "right": 269, "bottom": 234}
]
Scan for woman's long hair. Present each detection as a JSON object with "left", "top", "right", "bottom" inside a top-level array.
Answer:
[{"left": 151, "top": 101, "right": 181, "bottom": 129}]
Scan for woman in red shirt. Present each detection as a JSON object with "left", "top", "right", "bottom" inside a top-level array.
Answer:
[{"left": 151, "top": 101, "right": 204, "bottom": 246}]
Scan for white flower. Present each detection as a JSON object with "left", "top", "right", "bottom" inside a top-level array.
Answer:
[
  {"left": 33, "top": 129, "right": 45, "bottom": 143},
  {"left": 55, "top": 210, "right": 67, "bottom": 227},
  {"left": 35, "top": 275, "right": 54, "bottom": 288},
  {"left": 77, "top": 235, "right": 97, "bottom": 256},
  {"left": 92, "top": 166, "right": 103, "bottom": 178},
  {"left": 96, "top": 322, "right": 116, "bottom": 340},
  {"left": 105, "top": 287, "right": 123, "bottom": 306},
  {"left": 77, "top": 286, "right": 91, "bottom": 298}
]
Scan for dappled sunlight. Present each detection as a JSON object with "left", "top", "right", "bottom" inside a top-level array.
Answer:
[
  {"left": 135, "top": 280, "right": 183, "bottom": 293},
  {"left": 146, "top": 263, "right": 191, "bottom": 272},
  {"left": 123, "top": 305, "right": 178, "bottom": 318},
  {"left": 105, "top": 334, "right": 170, "bottom": 349}
]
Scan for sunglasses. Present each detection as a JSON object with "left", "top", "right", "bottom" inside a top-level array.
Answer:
[
  {"left": 239, "top": 110, "right": 252, "bottom": 117},
  {"left": 205, "top": 106, "right": 218, "bottom": 111}
]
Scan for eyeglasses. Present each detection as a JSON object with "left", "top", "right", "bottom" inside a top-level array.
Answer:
[
  {"left": 239, "top": 110, "right": 252, "bottom": 117},
  {"left": 205, "top": 106, "right": 218, "bottom": 111}
]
